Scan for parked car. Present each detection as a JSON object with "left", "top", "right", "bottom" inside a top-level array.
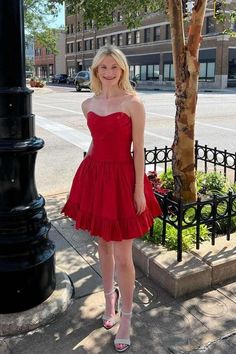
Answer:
[
  {"left": 66, "top": 74, "right": 77, "bottom": 84},
  {"left": 48, "top": 74, "right": 55, "bottom": 83},
  {"left": 74, "top": 71, "right": 91, "bottom": 91},
  {"left": 52, "top": 74, "right": 68, "bottom": 84}
]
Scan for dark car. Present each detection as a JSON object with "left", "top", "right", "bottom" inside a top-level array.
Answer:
[
  {"left": 66, "top": 74, "right": 77, "bottom": 84},
  {"left": 74, "top": 71, "right": 91, "bottom": 91},
  {"left": 52, "top": 74, "right": 68, "bottom": 84}
]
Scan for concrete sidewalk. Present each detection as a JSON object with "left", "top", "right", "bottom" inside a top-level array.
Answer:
[{"left": 0, "top": 192, "right": 236, "bottom": 354}]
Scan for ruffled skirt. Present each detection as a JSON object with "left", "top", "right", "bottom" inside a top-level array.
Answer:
[{"left": 62, "top": 156, "right": 162, "bottom": 241}]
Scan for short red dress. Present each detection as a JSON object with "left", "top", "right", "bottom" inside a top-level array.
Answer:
[{"left": 61, "top": 111, "right": 162, "bottom": 241}]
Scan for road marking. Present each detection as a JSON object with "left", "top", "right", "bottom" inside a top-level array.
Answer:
[
  {"left": 36, "top": 115, "right": 91, "bottom": 151},
  {"left": 35, "top": 115, "right": 171, "bottom": 163},
  {"left": 35, "top": 104, "right": 236, "bottom": 134},
  {"left": 147, "top": 112, "right": 236, "bottom": 133},
  {"left": 197, "top": 122, "right": 236, "bottom": 133},
  {"left": 144, "top": 130, "right": 172, "bottom": 141},
  {"left": 35, "top": 102, "right": 84, "bottom": 116}
]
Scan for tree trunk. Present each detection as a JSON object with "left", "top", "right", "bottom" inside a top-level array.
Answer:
[{"left": 167, "top": 0, "right": 207, "bottom": 202}]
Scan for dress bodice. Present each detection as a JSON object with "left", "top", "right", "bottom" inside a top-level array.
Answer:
[{"left": 87, "top": 111, "right": 132, "bottom": 162}]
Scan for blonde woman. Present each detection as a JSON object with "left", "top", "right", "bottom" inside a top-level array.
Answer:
[{"left": 62, "top": 45, "right": 161, "bottom": 352}]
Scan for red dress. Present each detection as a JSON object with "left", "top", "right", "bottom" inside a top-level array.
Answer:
[{"left": 62, "top": 111, "right": 162, "bottom": 241}]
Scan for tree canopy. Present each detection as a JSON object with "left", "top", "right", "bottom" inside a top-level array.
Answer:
[
  {"left": 24, "top": 0, "right": 62, "bottom": 52},
  {"left": 52, "top": 0, "right": 235, "bottom": 32},
  {"left": 25, "top": 1, "right": 235, "bottom": 52}
]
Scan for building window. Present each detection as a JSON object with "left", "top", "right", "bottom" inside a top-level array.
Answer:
[
  {"left": 163, "top": 63, "right": 174, "bottom": 81},
  {"left": 111, "top": 11, "right": 116, "bottom": 22},
  {"left": 117, "top": 11, "right": 123, "bottom": 22},
  {"left": 49, "top": 64, "right": 54, "bottom": 75},
  {"left": 154, "top": 26, "right": 160, "bottom": 41},
  {"left": 129, "top": 65, "right": 134, "bottom": 80},
  {"left": 84, "top": 40, "right": 89, "bottom": 51},
  {"left": 77, "top": 41, "right": 81, "bottom": 51},
  {"left": 89, "top": 39, "right": 93, "bottom": 50},
  {"left": 131, "top": 65, "right": 159, "bottom": 81},
  {"left": 66, "top": 44, "right": 70, "bottom": 53},
  {"left": 70, "top": 24, "right": 74, "bottom": 34},
  {"left": 67, "top": 25, "right": 69, "bottom": 34},
  {"left": 147, "top": 65, "right": 159, "bottom": 80},
  {"left": 199, "top": 61, "right": 215, "bottom": 81},
  {"left": 111, "top": 35, "right": 116, "bottom": 45},
  {"left": 144, "top": 28, "right": 151, "bottom": 43},
  {"left": 117, "top": 34, "right": 123, "bottom": 46},
  {"left": 231, "top": 20, "right": 236, "bottom": 31},
  {"left": 228, "top": 49, "right": 236, "bottom": 79},
  {"left": 134, "top": 65, "right": 140, "bottom": 80},
  {"left": 70, "top": 43, "right": 74, "bottom": 53},
  {"left": 134, "top": 30, "right": 140, "bottom": 44},
  {"left": 165, "top": 24, "right": 171, "bottom": 39},
  {"left": 35, "top": 48, "right": 41, "bottom": 56},
  {"left": 103, "top": 37, "right": 108, "bottom": 46},
  {"left": 140, "top": 65, "right": 147, "bottom": 81},
  {"left": 77, "top": 22, "right": 81, "bottom": 32},
  {"left": 126, "top": 32, "right": 132, "bottom": 45},
  {"left": 46, "top": 48, "right": 52, "bottom": 55},
  {"left": 206, "top": 16, "right": 215, "bottom": 34},
  {"left": 97, "top": 38, "right": 101, "bottom": 49},
  {"left": 84, "top": 22, "right": 88, "bottom": 31},
  {"left": 88, "top": 19, "right": 93, "bottom": 29}
]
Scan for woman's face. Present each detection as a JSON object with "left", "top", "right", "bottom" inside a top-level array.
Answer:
[{"left": 97, "top": 55, "right": 123, "bottom": 88}]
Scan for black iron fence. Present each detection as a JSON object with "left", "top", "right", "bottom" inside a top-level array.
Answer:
[{"left": 144, "top": 141, "right": 236, "bottom": 261}]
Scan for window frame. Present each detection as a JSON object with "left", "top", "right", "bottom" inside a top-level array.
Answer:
[{"left": 134, "top": 30, "right": 140, "bottom": 44}]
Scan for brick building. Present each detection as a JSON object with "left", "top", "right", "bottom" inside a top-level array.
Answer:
[
  {"left": 34, "top": 46, "right": 55, "bottom": 78},
  {"left": 34, "top": 31, "right": 66, "bottom": 78},
  {"left": 65, "top": 2, "right": 236, "bottom": 89}
]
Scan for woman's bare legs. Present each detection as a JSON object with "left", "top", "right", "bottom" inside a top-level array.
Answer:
[
  {"left": 98, "top": 238, "right": 117, "bottom": 324},
  {"left": 113, "top": 239, "right": 135, "bottom": 348}
]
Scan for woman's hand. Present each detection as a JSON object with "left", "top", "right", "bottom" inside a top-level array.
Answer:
[{"left": 134, "top": 188, "right": 146, "bottom": 215}]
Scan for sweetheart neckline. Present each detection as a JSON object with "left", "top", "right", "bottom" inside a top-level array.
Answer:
[{"left": 87, "top": 111, "right": 131, "bottom": 119}]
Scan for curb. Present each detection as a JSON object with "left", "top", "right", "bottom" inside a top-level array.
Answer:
[
  {"left": 133, "top": 235, "right": 236, "bottom": 298},
  {"left": 0, "top": 269, "right": 73, "bottom": 337}
]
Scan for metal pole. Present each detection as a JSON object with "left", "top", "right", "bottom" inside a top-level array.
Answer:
[{"left": 0, "top": 0, "right": 55, "bottom": 313}]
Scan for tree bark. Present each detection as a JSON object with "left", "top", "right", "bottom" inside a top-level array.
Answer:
[{"left": 167, "top": 0, "right": 207, "bottom": 202}]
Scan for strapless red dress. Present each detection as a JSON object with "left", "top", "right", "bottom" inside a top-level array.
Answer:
[{"left": 61, "top": 111, "right": 162, "bottom": 241}]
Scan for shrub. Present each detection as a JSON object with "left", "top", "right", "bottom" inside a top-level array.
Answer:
[
  {"left": 159, "top": 167, "right": 174, "bottom": 190},
  {"left": 143, "top": 213, "right": 210, "bottom": 251},
  {"left": 198, "top": 171, "right": 230, "bottom": 195}
]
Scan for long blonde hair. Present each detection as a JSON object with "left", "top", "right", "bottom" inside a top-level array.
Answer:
[{"left": 90, "top": 45, "right": 136, "bottom": 96}]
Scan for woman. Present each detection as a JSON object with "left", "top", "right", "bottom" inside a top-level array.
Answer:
[{"left": 62, "top": 45, "right": 161, "bottom": 352}]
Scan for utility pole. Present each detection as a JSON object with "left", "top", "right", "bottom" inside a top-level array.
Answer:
[{"left": 0, "top": 0, "right": 55, "bottom": 313}]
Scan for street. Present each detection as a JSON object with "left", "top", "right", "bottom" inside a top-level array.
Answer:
[{"left": 33, "top": 85, "right": 236, "bottom": 196}]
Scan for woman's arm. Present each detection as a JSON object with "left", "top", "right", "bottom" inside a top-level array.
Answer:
[
  {"left": 129, "top": 97, "right": 146, "bottom": 215},
  {"left": 81, "top": 98, "right": 93, "bottom": 156}
]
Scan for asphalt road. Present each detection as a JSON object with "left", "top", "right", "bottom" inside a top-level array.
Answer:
[{"left": 33, "top": 85, "right": 236, "bottom": 196}]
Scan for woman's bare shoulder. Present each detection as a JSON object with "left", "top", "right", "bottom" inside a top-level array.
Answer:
[
  {"left": 81, "top": 97, "right": 94, "bottom": 116},
  {"left": 125, "top": 95, "right": 145, "bottom": 117}
]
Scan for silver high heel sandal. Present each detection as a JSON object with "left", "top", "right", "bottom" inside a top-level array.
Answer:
[
  {"left": 102, "top": 288, "right": 120, "bottom": 330},
  {"left": 114, "top": 311, "right": 132, "bottom": 352}
]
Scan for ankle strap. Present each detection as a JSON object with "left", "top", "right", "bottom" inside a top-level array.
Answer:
[{"left": 104, "top": 288, "right": 115, "bottom": 296}]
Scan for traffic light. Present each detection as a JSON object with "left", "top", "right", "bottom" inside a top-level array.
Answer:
[{"left": 214, "top": 0, "right": 223, "bottom": 18}]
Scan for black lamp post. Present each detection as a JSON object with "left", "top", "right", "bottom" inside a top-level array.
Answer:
[{"left": 0, "top": 0, "right": 55, "bottom": 313}]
